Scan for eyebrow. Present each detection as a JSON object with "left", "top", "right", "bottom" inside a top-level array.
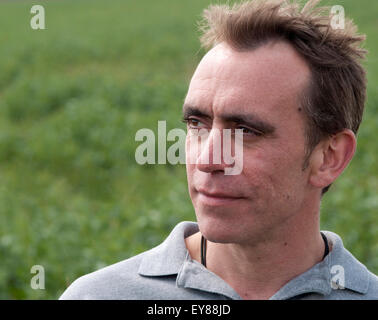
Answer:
[
  {"left": 182, "top": 105, "right": 212, "bottom": 121},
  {"left": 182, "top": 104, "right": 276, "bottom": 135}
]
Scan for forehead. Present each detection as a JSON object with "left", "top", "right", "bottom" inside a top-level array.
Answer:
[{"left": 185, "top": 41, "right": 310, "bottom": 123}]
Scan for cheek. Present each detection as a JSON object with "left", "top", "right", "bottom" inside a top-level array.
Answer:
[
  {"left": 185, "top": 134, "right": 199, "bottom": 167},
  {"left": 242, "top": 146, "right": 304, "bottom": 198},
  {"left": 185, "top": 137, "right": 198, "bottom": 189},
  {"left": 186, "top": 165, "right": 195, "bottom": 188},
  {"left": 185, "top": 138, "right": 194, "bottom": 175}
]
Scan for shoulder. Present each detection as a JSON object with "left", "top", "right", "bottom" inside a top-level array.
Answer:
[
  {"left": 59, "top": 251, "right": 147, "bottom": 300},
  {"left": 59, "top": 221, "right": 199, "bottom": 300},
  {"left": 365, "top": 270, "right": 378, "bottom": 299}
]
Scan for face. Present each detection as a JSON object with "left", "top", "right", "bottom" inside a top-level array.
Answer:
[{"left": 184, "top": 41, "right": 313, "bottom": 245}]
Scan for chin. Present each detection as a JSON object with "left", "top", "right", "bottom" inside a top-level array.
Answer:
[
  {"left": 196, "top": 212, "right": 246, "bottom": 244},
  {"left": 194, "top": 201, "right": 268, "bottom": 245}
]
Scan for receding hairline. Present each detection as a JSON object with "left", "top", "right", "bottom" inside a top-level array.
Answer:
[{"left": 196, "top": 38, "right": 313, "bottom": 113}]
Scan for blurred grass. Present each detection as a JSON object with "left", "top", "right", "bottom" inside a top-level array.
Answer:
[{"left": 0, "top": 0, "right": 376, "bottom": 299}]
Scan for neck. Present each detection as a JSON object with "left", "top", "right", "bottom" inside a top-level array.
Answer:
[{"left": 185, "top": 204, "right": 328, "bottom": 300}]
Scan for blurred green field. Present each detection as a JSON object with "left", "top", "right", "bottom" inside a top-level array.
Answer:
[{"left": 0, "top": 0, "right": 377, "bottom": 299}]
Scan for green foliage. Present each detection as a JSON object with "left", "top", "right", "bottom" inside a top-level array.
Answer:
[{"left": 0, "top": 0, "right": 376, "bottom": 299}]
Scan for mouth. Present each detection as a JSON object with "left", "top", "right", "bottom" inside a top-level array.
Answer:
[{"left": 196, "top": 188, "right": 245, "bottom": 206}]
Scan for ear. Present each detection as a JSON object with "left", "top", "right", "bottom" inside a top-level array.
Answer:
[{"left": 308, "top": 129, "right": 356, "bottom": 190}]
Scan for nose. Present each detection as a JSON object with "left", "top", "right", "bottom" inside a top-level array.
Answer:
[{"left": 192, "top": 128, "right": 233, "bottom": 174}]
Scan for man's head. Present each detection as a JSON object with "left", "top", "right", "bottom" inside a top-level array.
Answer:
[
  {"left": 198, "top": 0, "right": 367, "bottom": 194},
  {"left": 183, "top": 0, "right": 367, "bottom": 244}
]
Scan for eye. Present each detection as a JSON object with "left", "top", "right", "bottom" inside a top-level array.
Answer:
[
  {"left": 236, "top": 126, "right": 263, "bottom": 137},
  {"left": 182, "top": 117, "right": 205, "bottom": 129}
]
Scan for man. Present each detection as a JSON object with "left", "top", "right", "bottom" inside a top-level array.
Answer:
[{"left": 60, "top": 0, "right": 378, "bottom": 300}]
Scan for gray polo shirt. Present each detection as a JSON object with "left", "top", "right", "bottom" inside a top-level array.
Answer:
[{"left": 60, "top": 221, "right": 378, "bottom": 300}]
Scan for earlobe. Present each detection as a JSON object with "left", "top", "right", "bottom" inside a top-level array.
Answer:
[{"left": 308, "top": 130, "right": 356, "bottom": 190}]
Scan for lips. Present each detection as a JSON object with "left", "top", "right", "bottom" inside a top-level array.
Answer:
[
  {"left": 196, "top": 188, "right": 245, "bottom": 206},
  {"left": 197, "top": 189, "right": 242, "bottom": 199}
]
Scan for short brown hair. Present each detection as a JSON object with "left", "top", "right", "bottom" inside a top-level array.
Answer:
[{"left": 198, "top": 0, "right": 367, "bottom": 194}]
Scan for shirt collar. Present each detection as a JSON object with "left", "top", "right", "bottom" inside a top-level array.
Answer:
[
  {"left": 323, "top": 230, "right": 369, "bottom": 293},
  {"left": 138, "top": 221, "right": 242, "bottom": 299},
  {"left": 138, "top": 222, "right": 370, "bottom": 299},
  {"left": 138, "top": 221, "right": 199, "bottom": 276},
  {"left": 271, "top": 230, "right": 370, "bottom": 299}
]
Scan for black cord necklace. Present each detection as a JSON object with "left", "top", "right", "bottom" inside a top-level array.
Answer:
[
  {"left": 320, "top": 232, "right": 330, "bottom": 259},
  {"left": 201, "top": 234, "right": 207, "bottom": 267},
  {"left": 200, "top": 232, "right": 329, "bottom": 268}
]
